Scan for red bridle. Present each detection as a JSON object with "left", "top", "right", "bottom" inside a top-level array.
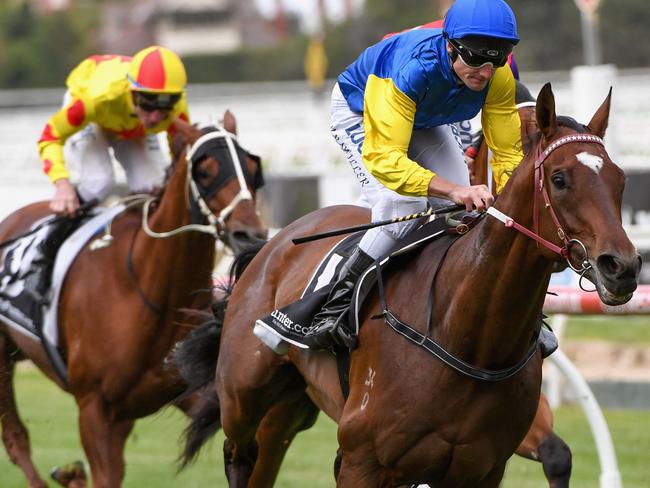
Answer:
[{"left": 487, "top": 133, "right": 605, "bottom": 262}]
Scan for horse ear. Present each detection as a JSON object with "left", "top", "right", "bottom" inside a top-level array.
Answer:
[
  {"left": 536, "top": 83, "right": 557, "bottom": 141},
  {"left": 586, "top": 87, "right": 612, "bottom": 138},
  {"left": 223, "top": 109, "right": 237, "bottom": 135}
]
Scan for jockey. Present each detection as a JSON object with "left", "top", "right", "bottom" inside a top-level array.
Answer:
[
  {"left": 29, "top": 46, "right": 189, "bottom": 305},
  {"left": 38, "top": 45, "right": 190, "bottom": 215},
  {"left": 304, "top": 0, "right": 523, "bottom": 350}
]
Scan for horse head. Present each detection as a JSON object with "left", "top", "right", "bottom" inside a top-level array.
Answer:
[
  {"left": 172, "top": 111, "right": 268, "bottom": 253},
  {"left": 532, "top": 83, "right": 640, "bottom": 304}
]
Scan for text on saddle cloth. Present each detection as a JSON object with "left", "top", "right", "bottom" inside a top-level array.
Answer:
[
  {"left": 254, "top": 217, "right": 454, "bottom": 350},
  {"left": 0, "top": 205, "right": 126, "bottom": 349}
]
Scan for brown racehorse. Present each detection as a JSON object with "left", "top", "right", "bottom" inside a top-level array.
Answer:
[
  {"left": 470, "top": 97, "right": 572, "bottom": 487},
  {"left": 177, "top": 83, "right": 640, "bottom": 487},
  {"left": 0, "top": 111, "right": 266, "bottom": 487}
]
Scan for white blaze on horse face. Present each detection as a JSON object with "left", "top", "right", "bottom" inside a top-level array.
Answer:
[{"left": 576, "top": 151, "right": 604, "bottom": 174}]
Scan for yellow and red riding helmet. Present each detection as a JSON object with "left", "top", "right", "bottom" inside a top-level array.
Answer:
[{"left": 128, "top": 46, "right": 186, "bottom": 110}]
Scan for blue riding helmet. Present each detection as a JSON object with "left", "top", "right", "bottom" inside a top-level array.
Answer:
[{"left": 443, "top": 0, "right": 520, "bottom": 44}]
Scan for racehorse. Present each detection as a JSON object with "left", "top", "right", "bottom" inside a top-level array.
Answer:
[
  {"left": 177, "top": 83, "right": 640, "bottom": 487},
  {"left": 469, "top": 95, "right": 572, "bottom": 487},
  {"left": 0, "top": 111, "right": 267, "bottom": 487}
]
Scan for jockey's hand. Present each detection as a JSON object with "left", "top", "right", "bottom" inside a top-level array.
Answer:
[
  {"left": 428, "top": 176, "right": 494, "bottom": 213},
  {"left": 50, "top": 178, "right": 80, "bottom": 216},
  {"left": 448, "top": 184, "right": 493, "bottom": 213}
]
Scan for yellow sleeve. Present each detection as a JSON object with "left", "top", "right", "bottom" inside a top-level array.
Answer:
[
  {"left": 481, "top": 64, "right": 523, "bottom": 193},
  {"left": 37, "top": 96, "right": 94, "bottom": 182},
  {"left": 362, "top": 75, "right": 434, "bottom": 197}
]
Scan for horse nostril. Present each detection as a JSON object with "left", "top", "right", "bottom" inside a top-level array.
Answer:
[
  {"left": 597, "top": 254, "right": 621, "bottom": 277},
  {"left": 597, "top": 253, "right": 641, "bottom": 280}
]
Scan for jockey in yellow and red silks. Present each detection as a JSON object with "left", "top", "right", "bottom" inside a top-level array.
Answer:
[{"left": 37, "top": 46, "right": 190, "bottom": 216}]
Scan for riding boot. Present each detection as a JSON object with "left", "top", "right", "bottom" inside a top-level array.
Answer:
[
  {"left": 24, "top": 218, "right": 77, "bottom": 306},
  {"left": 303, "top": 247, "right": 375, "bottom": 350}
]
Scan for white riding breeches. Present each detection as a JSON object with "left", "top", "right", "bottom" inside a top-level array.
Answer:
[
  {"left": 330, "top": 83, "right": 469, "bottom": 259},
  {"left": 62, "top": 92, "right": 167, "bottom": 203}
]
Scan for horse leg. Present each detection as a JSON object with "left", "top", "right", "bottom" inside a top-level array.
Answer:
[
  {"left": 515, "top": 393, "right": 572, "bottom": 487},
  {"left": 335, "top": 447, "right": 382, "bottom": 488},
  {"left": 246, "top": 393, "right": 320, "bottom": 487},
  {"left": 476, "top": 462, "right": 507, "bottom": 488},
  {"left": 0, "top": 332, "right": 47, "bottom": 488},
  {"left": 223, "top": 437, "right": 258, "bottom": 488},
  {"left": 77, "top": 395, "right": 134, "bottom": 488}
]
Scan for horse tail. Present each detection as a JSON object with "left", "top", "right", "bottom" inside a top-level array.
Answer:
[
  {"left": 171, "top": 239, "right": 267, "bottom": 467},
  {"left": 177, "top": 385, "right": 222, "bottom": 469},
  {"left": 170, "top": 238, "right": 266, "bottom": 394}
]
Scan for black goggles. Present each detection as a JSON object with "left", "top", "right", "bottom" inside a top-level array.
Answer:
[
  {"left": 132, "top": 91, "right": 181, "bottom": 112},
  {"left": 448, "top": 38, "right": 511, "bottom": 69}
]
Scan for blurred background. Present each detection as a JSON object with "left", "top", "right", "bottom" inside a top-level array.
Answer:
[
  {"left": 0, "top": 1, "right": 648, "bottom": 487},
  {"left": 0, "top": 0, "right": 648, "bottom": 230}
]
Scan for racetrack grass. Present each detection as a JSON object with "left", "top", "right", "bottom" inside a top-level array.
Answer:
[
  {"left": 1, "top": 366, "right": 649, "bottom": 487},
  {"left": 562, "top": 315, "right": 650, "bottom": 345}
]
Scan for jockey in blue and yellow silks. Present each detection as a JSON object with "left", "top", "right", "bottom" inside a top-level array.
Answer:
[{"left": 303, "top": 0, "right": 524, "bottom": 350}]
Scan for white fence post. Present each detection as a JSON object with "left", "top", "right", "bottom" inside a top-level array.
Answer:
[{"left": 547, "top": 350, "right": 623, "bottom": 488}]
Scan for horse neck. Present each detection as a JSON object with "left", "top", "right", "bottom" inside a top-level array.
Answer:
[
  {"left": 438, "top": 152, "right": 554, "bottom": 364},
  {"left": 135, "top": 159, "right": 215, "bottom": 298}
]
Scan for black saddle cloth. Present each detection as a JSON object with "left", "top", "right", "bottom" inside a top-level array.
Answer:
[{"left": 255, "top": 216, "right": 453, "bottom": 349}]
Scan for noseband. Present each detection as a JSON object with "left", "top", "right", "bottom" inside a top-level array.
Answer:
[
  {"left": 186, "top": 128, "right": 254, "bottom": 237},
  {"left": 487, "top": 133, "right": 605, "bottom": 282},
  {"left": 140, "top": 127, "right": 254, "bottom": 242}
]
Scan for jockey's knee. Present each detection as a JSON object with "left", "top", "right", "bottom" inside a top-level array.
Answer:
[{"left": 375, "top": 197, "right": 427, "bottom": 240}]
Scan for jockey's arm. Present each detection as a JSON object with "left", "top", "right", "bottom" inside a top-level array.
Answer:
[
  {"left": 37, "top": 96, "right": 93, "bottom": 184},
  {"left": 481, "top": 65, "right": 523, "bottom": 193},
  {"left": 361, "top": 72, "right": 433, "bottom": 197},
  {"left": 361, "top": 70, "right": 492, "bottom": 211}
]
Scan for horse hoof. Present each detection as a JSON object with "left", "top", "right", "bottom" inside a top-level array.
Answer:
[{"left": 50, "top": 460, "right": 87, "bottom": 487}]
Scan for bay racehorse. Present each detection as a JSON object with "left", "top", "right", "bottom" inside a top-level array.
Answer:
[
  {"left": 469, "top": 96, "right": 572, "bottom": 487},
  {"left": 179, "top": 83, "right": 640, "bottom": 487},
  {"left": 0, "top": 111, "right": 266, "bottom": 487}
]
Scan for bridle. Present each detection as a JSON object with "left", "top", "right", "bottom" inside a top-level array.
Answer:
[
  {"left": 141, "top": 126, "right": 254, "bottom": 241},
  {"left": 487, "top": 133, "right": 605, "bottom": 288},
  {"left": 186, "top": 127, "right": 254, "bottom": 236}
]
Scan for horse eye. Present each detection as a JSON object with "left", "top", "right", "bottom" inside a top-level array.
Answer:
[{"left": 551, "top": 172, "right": 566, "bottom": 190}]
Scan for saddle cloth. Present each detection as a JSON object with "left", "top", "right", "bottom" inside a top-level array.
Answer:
[
  {"left": 0, "top": 204, "right": 127, "bottom": 349},
  {"left": 253, "top": 217, "right": 451, "bottom": 353}
]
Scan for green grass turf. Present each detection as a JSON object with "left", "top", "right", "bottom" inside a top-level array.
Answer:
[
  {"left": 1, "top": 366, "right": 649, "bottom": 487},
  {"left": 562, "top": 315, "right": 650, "bottom": 345}
]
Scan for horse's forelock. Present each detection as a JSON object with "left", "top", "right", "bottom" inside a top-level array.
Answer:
[{"left": 556, "top": 116, "right": 588, "bottom": 134}]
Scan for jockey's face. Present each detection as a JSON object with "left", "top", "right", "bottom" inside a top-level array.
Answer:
[
  {"left": 447, "top": 42, "right": 496, "bottom": 91},
  {"left": 131, "top": 91, "right": 178, "bottom": 129},
  {"left": 134, "top": 104, "right": 172, "bottom": 129}
]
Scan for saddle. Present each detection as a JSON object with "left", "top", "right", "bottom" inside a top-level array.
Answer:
[
  {"left": 0, "top": 202, "right": 127, "bottom": 385},
  {"left": 253, "top": 214, "right": 473, "bottom": 354}
]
